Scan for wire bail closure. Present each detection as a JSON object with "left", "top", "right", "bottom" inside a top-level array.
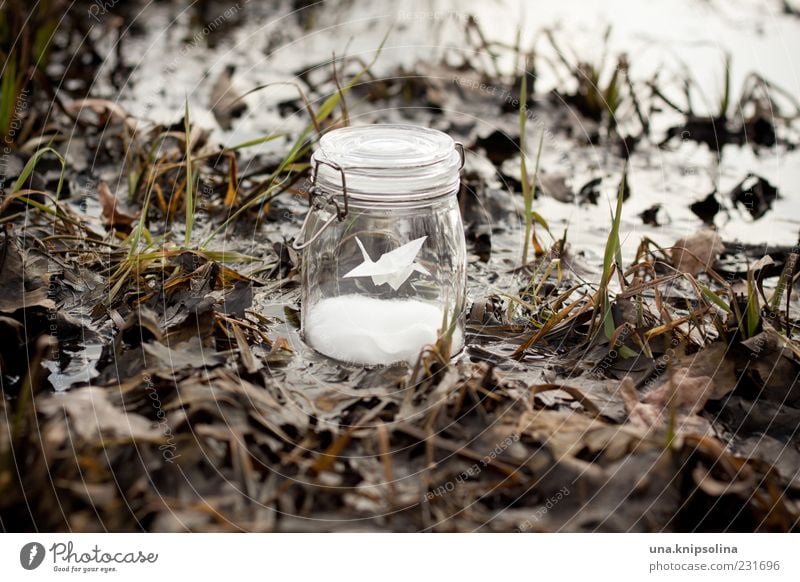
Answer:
[
  {"left": 291, "top": 142, "right": 464, "bottom": 251},
  {"left": 291, "top": 159, "right": 349, "bottom": 250},
  {"left": 455, "top": 142, "right": 465, "bottom": 171}
]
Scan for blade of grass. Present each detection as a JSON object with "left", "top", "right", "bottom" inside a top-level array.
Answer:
[
  {"left": 531, "top": 210, "right": 552, "bottom": 237},
  {"left": 513, "top": 294, "right": 591, "bottom": 357},
  {"left": 224, "top": 151, "right": 239, "bottom": 207},
  {"left": 183, "top": 99, "right": 194, "bottom": 248},
  {"left": 528, "top": 133, "right": 545, "bottom": 259},
  {"left": 127, "top": 177, "right": 156, "bottom": 259},
  {"left": 699, "top": 284, "right": 732, "bottom": 314},
  {"left": 770, "top": 250, "right": 797, "bottom": 312},
  {"left": 227, "top": 132, "right": 283, "bottom": 151},
  {"left": 519, "top": 74, "right": 529, "bottom": 264},
  {"left": 11, "top": 146, "right": 65, "bottom": 199},
  {"left": 331, "top": 52, "right": 350, "bottom": 126},
  {"left": 744, "top": 272, "right": 760, "bottom": 339},
  {"left": 597, "top": 166, "right": 626, "bottom": 339},
  {"left": 719, "top": 52, "right": 731, "bottom": 119},
  {"left": 520, "top": 69, "right": 544, "bottom": 265},
  {"left": 0, "top": 58, "right": 18, "bottom": 138}
]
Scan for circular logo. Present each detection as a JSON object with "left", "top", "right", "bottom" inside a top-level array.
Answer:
[{"left": 19, "top": 542, "right": 46, "bottom": 570}]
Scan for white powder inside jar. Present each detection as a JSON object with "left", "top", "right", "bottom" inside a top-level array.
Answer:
[{"left": 304, "top": 294, "right": 461, "bottom": 366}]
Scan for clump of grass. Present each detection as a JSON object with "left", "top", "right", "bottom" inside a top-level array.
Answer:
[
  {"left": 410, "top": 306, "right": 462, "bottom": 385},
  {"left": 544, "top": 27, "right": 625, "bottom": 129},
  {"left": 509, "top": 163, "right": 795, "bottom": 363},
  {"left": 504, "top": 166, "right": 643, "bottom": 359},
  {"left": 0, "top": 145, "right": 71, "bottom": 231},
  {"left": 104, "top": 34, "right": 390, "bottom": 307}
]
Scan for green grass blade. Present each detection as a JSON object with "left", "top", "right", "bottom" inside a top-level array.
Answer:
[
  {"left": 12, "top": 146, "right": 65, "bottom": 199},
  {"left": 699, "top": 284, "right": 732, "bottom": 313},
  {"left": 769, "top": 251, "right": 797, "bottom": 312},
  {"left": 127, "top": 177, "right": 155, "bottom": 259},
  {"left": 744, "top": 274, "right": 760, "bottom": 339},
  {"left": 227, "top": 133, "right": 284, "bottom": 151},
  {"left": 16, "top": 196, "right": 57, "bottom": 216},
  {"left": 314, "top": 29, "right": 389, "bottom": 123},
  {"left": 599, "top": 166, "right": 626, "bottom": 338},
  {"left": 0, "top": 58, "right": 18, "bottom": 137},
  {"left": 601, "top": 169, "right": 625, "bottom": 286},
  {"left": 720, "top": 53, "right": 731, "bottom": 119},
  {"left": 520, "top": 69, "right": 544, "bottom": 266},
  {"left": 519, "top": 74, "right": 529, "bottom": 264},
  {"left": 531, "top": 211, "right": 552, "bottom": 236}
]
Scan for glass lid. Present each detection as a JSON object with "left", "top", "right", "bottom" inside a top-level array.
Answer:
[{"left": 311, "top": 124, "right": 462, "bottom": 202}]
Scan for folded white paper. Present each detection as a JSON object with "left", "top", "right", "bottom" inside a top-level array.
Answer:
[{"left": 343, "top": 236, "right": 430, "bottom": 291}]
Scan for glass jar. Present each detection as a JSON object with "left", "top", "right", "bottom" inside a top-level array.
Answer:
[{"left": 293, "top": 124, "right": 467, "bottom": 366}]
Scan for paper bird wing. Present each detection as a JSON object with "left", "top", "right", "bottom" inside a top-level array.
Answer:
[
  {"left": 378, "top": 236, "right": 427, "bottom": 266},
  {"left": 343, "top": 236, "right": 428, "bottom": 279},
  {"left": 376, "top": 266, "right": 415, "bottom": 291},
  {"left": 344, "top": 262, "right": 379, "bottom": 278},
  {"left": 344, "top": 259, "right": 400, "bottom": 278}
]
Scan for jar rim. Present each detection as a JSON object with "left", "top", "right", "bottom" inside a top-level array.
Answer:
[{"left": 311, "top": 124, "right": 462, "bottom": 201}]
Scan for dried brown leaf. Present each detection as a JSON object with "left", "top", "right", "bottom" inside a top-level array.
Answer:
[{"left": 670, "top": 229, "right": 724, "bottom": 275}]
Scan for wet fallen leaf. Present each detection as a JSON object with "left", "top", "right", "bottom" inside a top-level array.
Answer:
[
  {"left": 730, "top": 174, "right": 779, "bottom": 220},
  {"left": 0, "top": 236, "right": 54, "bottom": 313},
  {"left": 739, "top": 328, "right": 800, "bottom": 406},
  {"left": 622, "top": 373, "right": 715, "bottom": 435},
  {"left": 670, "top": 229, "right": 725, "bottom": 275},
  {"left": 210, "top": 65, "right": 247, "bottom": 130},
  {"left": 98, "top": 181, "right": 138, "bottom": 229},
  {"left": 37, "top": 387, "right": 162, "bottom": 442}
]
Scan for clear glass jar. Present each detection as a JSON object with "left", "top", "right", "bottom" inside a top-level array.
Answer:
[{"left": 293, "top": 124, "right": 466, "bottom": 366}]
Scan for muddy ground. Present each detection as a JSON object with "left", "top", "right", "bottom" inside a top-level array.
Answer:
[{"left": 1, "top": 0, "right": 799, "bottom": 532}]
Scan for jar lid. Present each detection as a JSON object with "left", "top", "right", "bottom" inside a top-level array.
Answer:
[{"left": 311, "top": 124, "right": 462, "bottom": 203}]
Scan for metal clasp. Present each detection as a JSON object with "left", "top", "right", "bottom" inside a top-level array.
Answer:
[
  {"left": 291, "top": 159, "right": 349, "bottom": 250},
  {"left": 455, "top": 142, "right": 466, "bottom": 170}
]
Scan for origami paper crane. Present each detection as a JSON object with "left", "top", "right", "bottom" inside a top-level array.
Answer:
[{"left": 343, "top": 236, "right": 430, "bottom": 291}]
